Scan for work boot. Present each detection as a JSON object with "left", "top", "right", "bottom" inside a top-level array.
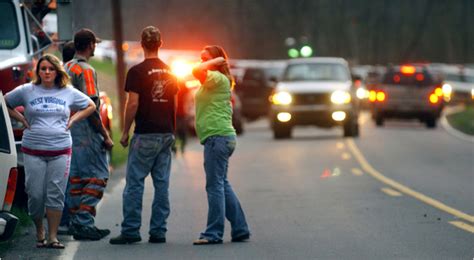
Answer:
[
  {"left": 109, "top": 234, "right": 142, "bottom": 245},
  {"left": 72, "top": 225, "right": 102, "bottom": 241},
  {"left": 94, "top": 226, "right": 111, "bottom": 238}
]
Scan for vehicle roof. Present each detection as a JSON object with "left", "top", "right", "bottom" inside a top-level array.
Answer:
[{"left": 287, "top": 57, "right": 348, "bottom": 66}]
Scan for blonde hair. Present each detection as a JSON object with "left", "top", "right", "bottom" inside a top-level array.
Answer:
[{"left": 33, "top": 54, "right": 70, "bottom": 88}]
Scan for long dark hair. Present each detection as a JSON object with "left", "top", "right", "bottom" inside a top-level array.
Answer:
[
  {"left": 33, "top": 54, "right": 70, "bottom": 88},
  {"left": 204, "top": 45, "right": 235, "bottom": 88}
]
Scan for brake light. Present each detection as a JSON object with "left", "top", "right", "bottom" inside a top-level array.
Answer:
[
  {"left": 393, "top": 75, "right": 400, "bottom": 83},
  {"left": 376, "top": 92, "right": 386, "bottom": 102},
  {"left": 369, "top": 91, "right": 377, "bottom": 102},
  {"left": 3, "top": 168, "right": 18, "bottom": 211},
  {"left": 416, "top": 73, "right": 424, "bottom": 81},
  {"left": 401, "top": 65, "right": 416, "bottom": 74},
  {"left": 429, "top": 94, "right": 439, "bottom": 104},
  {"left": 434, "top": 87, "right": 443, "bottom": 97},
  {"left": 369, "top": 90, "right": 386, "bottom": 102}
]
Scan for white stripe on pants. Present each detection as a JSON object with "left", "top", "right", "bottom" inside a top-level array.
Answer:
[{"left": 24, "top": 153, "right": 71, "bottom": 219}]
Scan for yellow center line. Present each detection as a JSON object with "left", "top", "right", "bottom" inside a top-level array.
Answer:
[
  {"left": 449, "top": 221, "right": 474, "bottom": 233},
  {"left": 381, "top": 187, "right": 403, "bottom": 197},
  {"left": 351, "top": 168, "right": 364, "bottom": 176},
  {"left": 341, "top": 152, "right": 351, "bottom": 160},
  {"left": 346, "top": 139, "right": 474, "bottom": 224}
]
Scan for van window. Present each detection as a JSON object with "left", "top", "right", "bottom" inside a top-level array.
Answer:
[
  {"left": 0, "top": 2, "right": 20, "bottom": 49},
  {"left": 0, "top": 105, "right": 12, "bottom": 154}
]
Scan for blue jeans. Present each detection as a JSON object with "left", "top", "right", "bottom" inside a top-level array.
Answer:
[
  {"left": 121, "top": 133, "right": 174, "bottom": 238},
  {"left": 200, "top": 135, "right": 250, "bottom": 242}
]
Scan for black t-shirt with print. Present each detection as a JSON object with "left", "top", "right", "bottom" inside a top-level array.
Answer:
[{"left": 125, "top": 58, "right": 178, "bottom": 134}]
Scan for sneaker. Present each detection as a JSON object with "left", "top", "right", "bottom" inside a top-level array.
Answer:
[
  {"left": 148, "top": 236, "right": 166, "bottom": 243},
  {"left": 109, "top": 234, "right": 142, "bottom": 245},
  {"left": 231, "top": 233, "right": 250, "bottom": 242},
  {"left": 72, "top": 226, "right": 102, "bottom": 241}
]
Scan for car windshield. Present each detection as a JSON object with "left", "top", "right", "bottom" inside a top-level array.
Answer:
[
  {"left": 0, "top": 2, "right": 20, "bottom": 50},
  {"left": 283, "top": 63, "right": 350, "bottom": 82}
]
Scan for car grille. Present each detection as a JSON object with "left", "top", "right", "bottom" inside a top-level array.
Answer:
[{"left": 292, "top": 93, "right": 331, "bottom": 105}]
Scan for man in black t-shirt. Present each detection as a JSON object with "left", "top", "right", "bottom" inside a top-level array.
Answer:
[{"left": 110, "top": 26, "right": 178, "bottom": 245}]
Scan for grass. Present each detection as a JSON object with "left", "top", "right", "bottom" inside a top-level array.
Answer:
[
  {"left": 0, "top": 207, "right": 32, "bottom": 256},
  {"left": 89, "top": 58, "right": 116, "bottom": 76},
  {"left": 446, "top": 105, "right": 474, "bottom": 135},
  {"left": 88, "top": 58, "right": 129, "bottom": 167}
]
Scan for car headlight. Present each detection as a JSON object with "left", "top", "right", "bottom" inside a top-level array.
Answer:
[
  {"left": 271, "top": 91, "right": 292, "bottom": 105},
  {"left": 331, "top": 90, "right": 351, "bottom": 104}
]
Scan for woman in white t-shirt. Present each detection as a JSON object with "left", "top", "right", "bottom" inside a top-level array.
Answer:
[{"left": 5, "top": 54, "right": 95, "bottom": 249}]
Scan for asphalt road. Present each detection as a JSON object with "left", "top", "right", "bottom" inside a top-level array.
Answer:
[{"left": 4, "top": 112, "right": 474, "bottom": 259}]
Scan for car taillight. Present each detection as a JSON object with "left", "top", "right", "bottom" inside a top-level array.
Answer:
[
  {"left": 369, "top": 90, "right": 386, "bottom": 102},
  {"left": 401, "top": 65, "right": 416, "bottom": 74},
  {"left": 3, "top": 168, "right": 18, "bottom": 212},
  {"left": 429, "top": 93, "right": 440, "bottom": 104}
]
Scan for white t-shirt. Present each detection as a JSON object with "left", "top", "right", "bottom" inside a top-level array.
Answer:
[{"left": 5, "top": 83, "right": 91, "bottom": 151}]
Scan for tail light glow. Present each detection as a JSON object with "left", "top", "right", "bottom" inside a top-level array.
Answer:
[
  {"left": 416, "top": 73, "right": 424, "bottom": 81},
  {"left": 401, "top": 65, "right": 416, "bottom": 74},
  {"left": 429, "top": 94, "right": 439, "bottom": 104},
  {"left": 376, "top": 91, "right": 386, "bottom": 102},
  {"left": 369, "top": 90, "right": 386, "bottom": 102}
]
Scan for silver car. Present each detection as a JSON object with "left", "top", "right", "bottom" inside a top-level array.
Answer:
[{"left": 270, "top": 57, "right": 360, "bottom": 139}]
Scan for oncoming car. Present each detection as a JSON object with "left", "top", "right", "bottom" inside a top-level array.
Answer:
[
  {"left": 370, "top": 64, "right": 445, "bottom": 128},
  {"left": 0, "top": 92, "right": 19, "bottom": 242},
  {"left": 270, "top": 57, "right": 360, "bottom": 139}
]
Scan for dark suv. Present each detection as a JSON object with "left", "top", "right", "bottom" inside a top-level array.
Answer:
[
  {"left": 370, "top": 64, "right": 444, "bottom": 128},
  {"left": 236, "top": 65, "right": 285, "bottom": 121}
]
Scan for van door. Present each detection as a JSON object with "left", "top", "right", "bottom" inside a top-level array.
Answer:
[{"left": 0, "top": 92, "right": 17, "bottom": 211}]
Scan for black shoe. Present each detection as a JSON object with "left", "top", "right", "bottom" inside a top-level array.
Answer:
[
  {"left": 72, "top": 226, "right": 102, "bottom": 241},
  {"left": 94, "top": 227, "right": 111, "bottom": 238},
  {"left": 148, "top": 236, "right": 166, "bottom": 243},
  {"left": 231, "top": 233, "right": 250, "bottom": 242},
  {"left": 109, "top": 234, "right": 142, "bottom": 245}
]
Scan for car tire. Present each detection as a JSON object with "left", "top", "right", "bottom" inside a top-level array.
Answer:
[
  {"left": 273, "top": 125, "right": 292, "bottom": 139},
  {"left": 426, "top": 117, "right": 437, "bottom": 128},
  {"left": 343, "top": 119, "right": 359, "bottom": 138},
  {"left": 375, "top": 116, "right": 384, "bottom": 127}
]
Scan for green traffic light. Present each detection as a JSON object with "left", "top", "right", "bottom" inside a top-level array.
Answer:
[
  {"left": 300, "top": 46, "right": 313, "bottom": 57},
  {"left": 288, "top": 48, "right": 299, "bottom": 58}
]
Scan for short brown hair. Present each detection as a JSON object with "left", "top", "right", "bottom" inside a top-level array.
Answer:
[
  {"left": 74, "top": 28, "right": 101, "bottom": 51},
  {"left": 141, "top": 26, "right": 162, "bottom": 51},
  {"left": 33, "top": 54, "right": 70, "bottom": 88}
]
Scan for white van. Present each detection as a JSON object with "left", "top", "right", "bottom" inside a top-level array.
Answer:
[{"left": 0, "top": 91, "right": 19, "bottom": 242}]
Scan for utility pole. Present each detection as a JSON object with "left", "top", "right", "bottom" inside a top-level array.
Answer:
[{"left": 111, "top": 0, "right": 126, "bottom": 130}]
